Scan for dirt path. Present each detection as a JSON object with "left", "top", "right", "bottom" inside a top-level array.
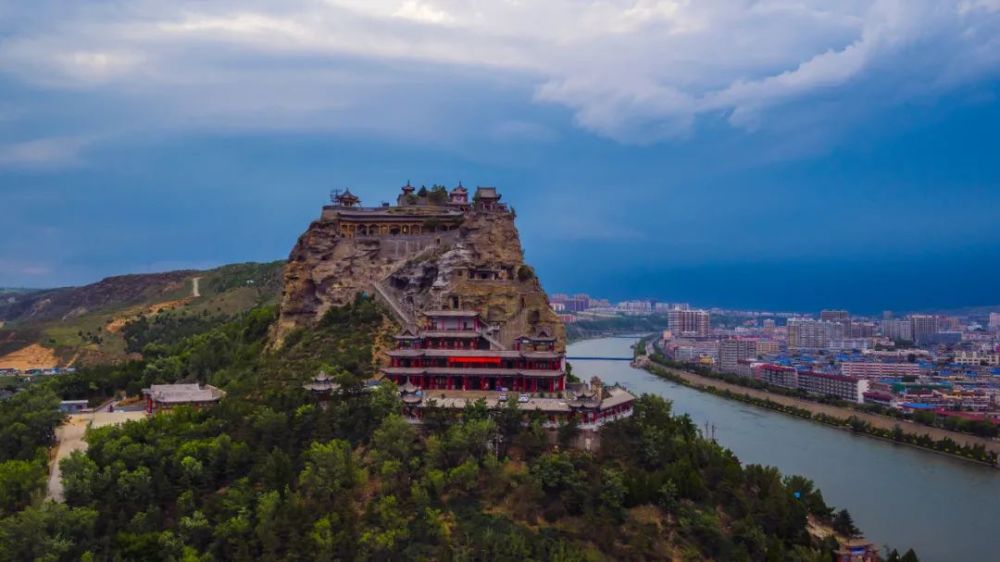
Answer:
[
  {"left": 46, "top": 416, "right": 89, "bottom": 502},
  {"left": 192, "top": 276, "right": 201, "bottom": 298},
  {"left": 46, "top": 411, "right": 148, "bottom": 501},
  {"left": 653, "top": 363, "right": 1000, "bottom": 455}
]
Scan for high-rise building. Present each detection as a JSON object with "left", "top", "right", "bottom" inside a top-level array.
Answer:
[
  {"left": 820, "top": 310, "right": 850, "bottom": 322},
  {"left": 668, "top": 309, "right": 710, "bottom": 337},
  {"left": 754, "top": 339, "right": 780, "bottom": 355},
  {"left": 910, "top": 315, "right": 937, "bottom": 345},
  {"left": 848, "top": 322, "right": 877, "bottom": 338},
  {"left": 883, "top": 319, "right": 913, "bottom": 342},
  {"left": 787, "top": 318, "right": 844, "bottom": 350},
  {"left": 762, "top": 318, "right": 776, "bottom": 336},
  {"left": 990, "top": 312, "right": 1000, "bottom": 332},
  {"left": 719, "top": 339, "right": 757, "bottom": 373}
]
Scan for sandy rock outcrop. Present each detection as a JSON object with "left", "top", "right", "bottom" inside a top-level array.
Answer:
[{"left": 275, "top": 204, "right": 564, "bottom": 350}]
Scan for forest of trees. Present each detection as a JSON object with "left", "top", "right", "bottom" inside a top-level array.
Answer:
[{"left": 0, "top": 297, "right": 913, "bottom": 561}]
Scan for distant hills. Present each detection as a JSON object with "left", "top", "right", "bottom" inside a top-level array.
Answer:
[{"left": 0, "top": 261, "right": 285, "bottom": 368}]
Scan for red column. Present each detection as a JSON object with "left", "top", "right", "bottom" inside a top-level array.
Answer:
[{"left": 463, "top": 377, "right": 469, "bottom": 390}]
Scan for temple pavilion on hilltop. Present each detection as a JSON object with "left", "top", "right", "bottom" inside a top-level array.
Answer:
[{"left": 383, "top": 310, "right": 566, "bottom": 393}]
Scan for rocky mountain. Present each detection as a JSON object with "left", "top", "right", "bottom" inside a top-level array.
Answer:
[{"left": 276, "top": 185, "right": 565, "bottom": 350}]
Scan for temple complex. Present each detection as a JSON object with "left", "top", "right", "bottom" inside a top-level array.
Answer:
[
  {"left": 323, "top": 182, "right": 500, "bottom": 239},
  {"left": 382, "top": 309, "right": 636, "bottom": 444},
  {"left": 384, "top": 310, "right": 565, "bottom": 393},
  {"left": 280, "top": 180, "right": 634, "bottom": 448}
]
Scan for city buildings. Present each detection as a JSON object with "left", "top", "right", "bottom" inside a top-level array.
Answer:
[
  {"left": 797, "top": 372, "right": 870, "bottom": 403},
  {"left": 990, "top": 312, "right": 1000, "bottom": 332},
  {"left": 820, "top": 309, "right": 850, "bottom": 322},
  {"left": 840, "top": 362, "right": 922, "bottom": 378},
  {"left": 719, "top": 339, "right": 758, "bottom": 373},
  {"left": 954, "top": 351, "right": 1000, "bottom": 366},
  {"left": 752, "top": 364, "right": 799, "bottom": 389},
  {"left": 787, "top": 318, "right": 844, "bottom": 350},
  {"left": 883, "top": 319, "right": 913, "bottom": 342},
  {"left": 910, "top": 315, "right": 937, "bottom": 345},
  {"left": 668, "top": 308, "right": 710, "bottom": 337}
]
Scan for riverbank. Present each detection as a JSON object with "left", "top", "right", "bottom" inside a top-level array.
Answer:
[
  {"left": 636, "top": 354, "right": 1000, "bottom": 467},
  {"left": 571, "top": 337, "right": 1000, "bottom": 562}
]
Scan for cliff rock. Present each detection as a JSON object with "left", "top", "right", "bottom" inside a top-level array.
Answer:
[{"left": 275, "top": 189, "right": 564, "bottom": 350}]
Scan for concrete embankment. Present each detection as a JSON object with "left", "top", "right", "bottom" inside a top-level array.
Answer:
[{"left": 641, "top": 357, "right": 1000, "bottom": 457}]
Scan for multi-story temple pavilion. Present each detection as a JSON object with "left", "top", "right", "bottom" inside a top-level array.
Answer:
[
  {"left": 323, "top": 182, "right": 505, "bottom": 239},
  {"left": 383, "top": 310, "right": 566, "bottom": 392}
]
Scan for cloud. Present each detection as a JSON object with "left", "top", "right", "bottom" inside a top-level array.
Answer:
[
  {"left": 0, "top": 259, "right": 52, "bottom": 280},
  {"left": 0, "top": 137, "right": 90, "bottom": 169},
  {"left": 0, "top": 1, "right": 997, "bottom": 145}
]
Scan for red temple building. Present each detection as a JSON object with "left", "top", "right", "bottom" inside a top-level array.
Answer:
[
  {"left": 384, "top": 310, "right": 566, "bottom": 393},
  {"left": 383, "top": 310, "right": 636, "bottom": 442}
]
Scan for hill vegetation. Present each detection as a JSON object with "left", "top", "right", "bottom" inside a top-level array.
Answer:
[
  {"left": 0, "top": 296, "right": 912, "bottom": 561},
  {"left": 0, "top": 262, "right": 284, "bottom": 366}
]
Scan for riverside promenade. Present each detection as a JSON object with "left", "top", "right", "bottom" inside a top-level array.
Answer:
[{"left": 637, "top": 355, "right": 1000, "bottom": 456}]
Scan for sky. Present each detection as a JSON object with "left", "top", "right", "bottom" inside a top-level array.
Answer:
[{"left": 1, "top": 0, "right": 999, "bottom": 313}]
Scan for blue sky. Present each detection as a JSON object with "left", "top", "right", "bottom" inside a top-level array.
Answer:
[{"left": 1, "top": 1, "right": 999, "bottom": 313}]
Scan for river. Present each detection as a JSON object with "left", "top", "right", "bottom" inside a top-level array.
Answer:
[{"left": 568, "top": 337, "right": 1000, "bottom": 562}]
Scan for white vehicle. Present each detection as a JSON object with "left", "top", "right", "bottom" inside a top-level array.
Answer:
[
  {"left": 498, "top": 393, "right": 509, "bottom": 402},
  {"left": 518, "top": 394, "right": 529, "bottom": 403}
]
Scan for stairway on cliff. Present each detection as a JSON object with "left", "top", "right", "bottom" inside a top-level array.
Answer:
[
  {"left": 372, "top": 281, "right": 414, "bottom": 327},
  {"left": 372, "top": 239, "right": 448, "bottom": 327}
]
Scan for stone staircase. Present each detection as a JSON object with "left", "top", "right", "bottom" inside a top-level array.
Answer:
[{"left": 372, "top": 281, "right": 414, "bottom": 326}]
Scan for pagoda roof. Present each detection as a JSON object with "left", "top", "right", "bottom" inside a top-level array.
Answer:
[
  {"left": 418, "top": 330, "right": 484, "bottom": 339},
  {"left": 516, "top": 329, "right": 556, "bottom": 342},
  {"left": 395, "top": 326, "right": 421, "bottom": 339},
  {"left": 475, "top": 186, "right": 499, "bottom": 200}
]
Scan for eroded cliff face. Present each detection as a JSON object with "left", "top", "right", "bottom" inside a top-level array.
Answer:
[{"left": 275, "top": 207, "right": 565, "bottom": 350}]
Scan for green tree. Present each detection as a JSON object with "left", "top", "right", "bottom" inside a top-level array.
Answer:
[
  {"left": 298, "top": 439, "right": 360, "bottom": 506},
  {"left": 0, "top": 502, "right": 97, "bottom": 561},
  {"left": 0, "top": 459, "right": 46, "bottom": 515},
  {"left": 833, "top": 508, "right": 860, "bottom": 538}
]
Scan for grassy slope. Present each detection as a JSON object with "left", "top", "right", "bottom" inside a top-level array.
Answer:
[{"left": 0, "top": 261, "right": 284, "bottom": 366}]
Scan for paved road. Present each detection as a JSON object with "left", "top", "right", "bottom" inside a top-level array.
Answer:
[
  {"left": 46, "top": 411, "right": 148, "bottom": 501},
  {"left": 46, "top": 416, "right": 89, "bottom": 502}
]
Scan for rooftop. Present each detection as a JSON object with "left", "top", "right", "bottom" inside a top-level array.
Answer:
[
  {"left": 143, "top": 383, "right": 225, "bottom": 404},
  {"left": 422, "top": 310, "right": 481, "bottom": 318}
]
